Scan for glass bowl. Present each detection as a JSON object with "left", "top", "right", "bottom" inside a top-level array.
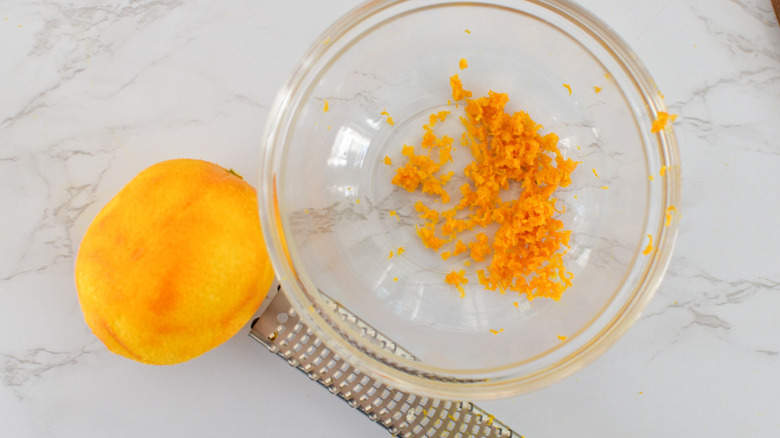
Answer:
[{"left": 260, "top": 0, "right": 680, "bottom": 400}]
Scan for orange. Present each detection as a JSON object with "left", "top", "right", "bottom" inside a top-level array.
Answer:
[{"left": 75, "top": 159, "right": 274, "bottom": 365}]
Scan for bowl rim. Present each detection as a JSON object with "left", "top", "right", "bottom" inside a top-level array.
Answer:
[{"left": 259, "top": 0, "right": 681, "bottom": 400}]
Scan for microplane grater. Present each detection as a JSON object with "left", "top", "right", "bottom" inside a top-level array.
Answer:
[{"left": 250, "top": 287, "right": 522, "bottom": 438}]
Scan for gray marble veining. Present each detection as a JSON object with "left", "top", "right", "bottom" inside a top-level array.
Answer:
[{"left": 1, "top": 0, "right": 779, "bottom": 437}]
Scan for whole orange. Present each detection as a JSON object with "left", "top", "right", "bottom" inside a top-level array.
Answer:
[{"left": 75, "top": 159, "right": 274, "bottom": 365}]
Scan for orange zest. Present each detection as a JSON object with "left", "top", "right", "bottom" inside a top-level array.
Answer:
[
  {"left": 445, "top": 270, "right": 469, "bottom": 298},
  {"left": 651, "top": 112, "right": 677, "bottom": 133},
  {"left": 665, "top": 206, "right": 676, "bottom": 227},
  {"left": 449, "top": 74, "right": 472, "bottom": 101},
  {"left": 391, "top": 71, "right": 578, "bottom": 301},
  {"left": 643, "top": 234, "right": 654, "bottom": 255},
  {"left": 380, "top": 109, "right": 395, "bottom": 126}
]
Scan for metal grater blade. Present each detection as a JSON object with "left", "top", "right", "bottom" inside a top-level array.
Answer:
[{"left": 250, "top": 286, "right": 523, "bottom": 438}]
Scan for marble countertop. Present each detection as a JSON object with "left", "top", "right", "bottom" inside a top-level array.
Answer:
[{"left": 2, "top": 0, "right": 779, "bottom": 436}]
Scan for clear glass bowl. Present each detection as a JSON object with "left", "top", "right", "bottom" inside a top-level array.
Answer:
[{"left": 260, "top": 0, "right": 680, "bottom": 400}]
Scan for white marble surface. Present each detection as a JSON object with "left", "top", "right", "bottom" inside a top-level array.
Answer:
[{"left": 1, "top": 0, "right": 779, "bottom": 436}]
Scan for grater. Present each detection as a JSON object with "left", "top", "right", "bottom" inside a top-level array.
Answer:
[{"left": 250, "top": 286, "right": 523, "bottom": 438}]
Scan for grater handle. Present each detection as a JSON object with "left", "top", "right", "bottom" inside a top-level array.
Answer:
[{"left": 249, "top": 287, "right": 523, "bottom": 438}]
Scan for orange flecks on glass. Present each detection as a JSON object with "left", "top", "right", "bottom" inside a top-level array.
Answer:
[
  {"left": 660, "top": 165, "right": 668, "bottom": 177},
  {"left": 513, "top": 302, "right": 519, "bottom": 308},
  {"left": 665, "top": 205, "right": 676, "bottom": 227},
  {"left": 465, "top": 29, "right": 471, "bottom": 34},
  {"left": 463, "top": 260, "right": 471, "bottom": 266},
  {"left": 415, "top": 201, "right": 439, "bottom": 221},
  {"left": 428, "top": 110, "right": 450, "bottom": 126},
  {"left": 355, "top": 198, "right": 360, "bottom": 203},
  {"left": 563, "top": 83, "right": 572, "bottom": 95},
  {"left": 449, "top": 74, "right": 472, "bottom": 101},
  {"left": 468, "top": 233, "right": 490, "bottom": 263},
  {"left": 651, "top": 112, "right": 678, "bottom": 133},
  {"left": 380, "top": 109, "right": 395, "bottom": 126},
  {"left": 441, "top": 251, "right": 452, "bottom": 261},
  {"left": 489, "top": 329, "right": 504, "bottom": 335},
  {"left": 459, "top": 58, "right": 468, "bottom": 70},
  {"left": 604, "top": 73, "right": 611, "bottom": 80},
  {"left": 389, "top": 210, "right": 400, "bottom": 221},
  {"left": 393, "top": 277, "right": 398, "bottom": 282},
  {"left": 643, "top": 234, "right": 654, "bottom": 255},
  {"left": 649, "top": 175, "right": 654, "bottom": 181},
  {"left": 392, "top": 142, "right": 452, "bottom": 204},
  {"left": 552, "top": 199, "right": 566, "bottom": 214},
  {"left": 391, "top": 73, "right": 578, "bottom": 301},
  {"left": 416, "top": 224, "right": 446, "bottom": 251},
  {"left": 445, "top": 270, "right": 469, "bottom": 298},
  {"left": 594, "top": 86, "right": 602, "bottom": 93},
  {"left": 388, "top": 250, "right": 393, "bottom": 259},
  {"left": 453, "top": 240, "right": 468, "bottom": 256},
  {"left": 592, "top": 168, "right": 600, "bottom": 178},
  {"left": 557, "top": 335, "right": 567, "bottom": 342},
  {"left": 397, "top": 247, "right": 405, "bottom": 256},
  {"left": 323, "top": 99, "right": 329, "bottom": 112},
  {"left": 384, "top": 155, "right": 392, "bottom": 165}
]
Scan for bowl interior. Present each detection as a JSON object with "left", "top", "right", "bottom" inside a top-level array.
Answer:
[{"left": 264, "top": 0, "right": 676, "bottom": 396}]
